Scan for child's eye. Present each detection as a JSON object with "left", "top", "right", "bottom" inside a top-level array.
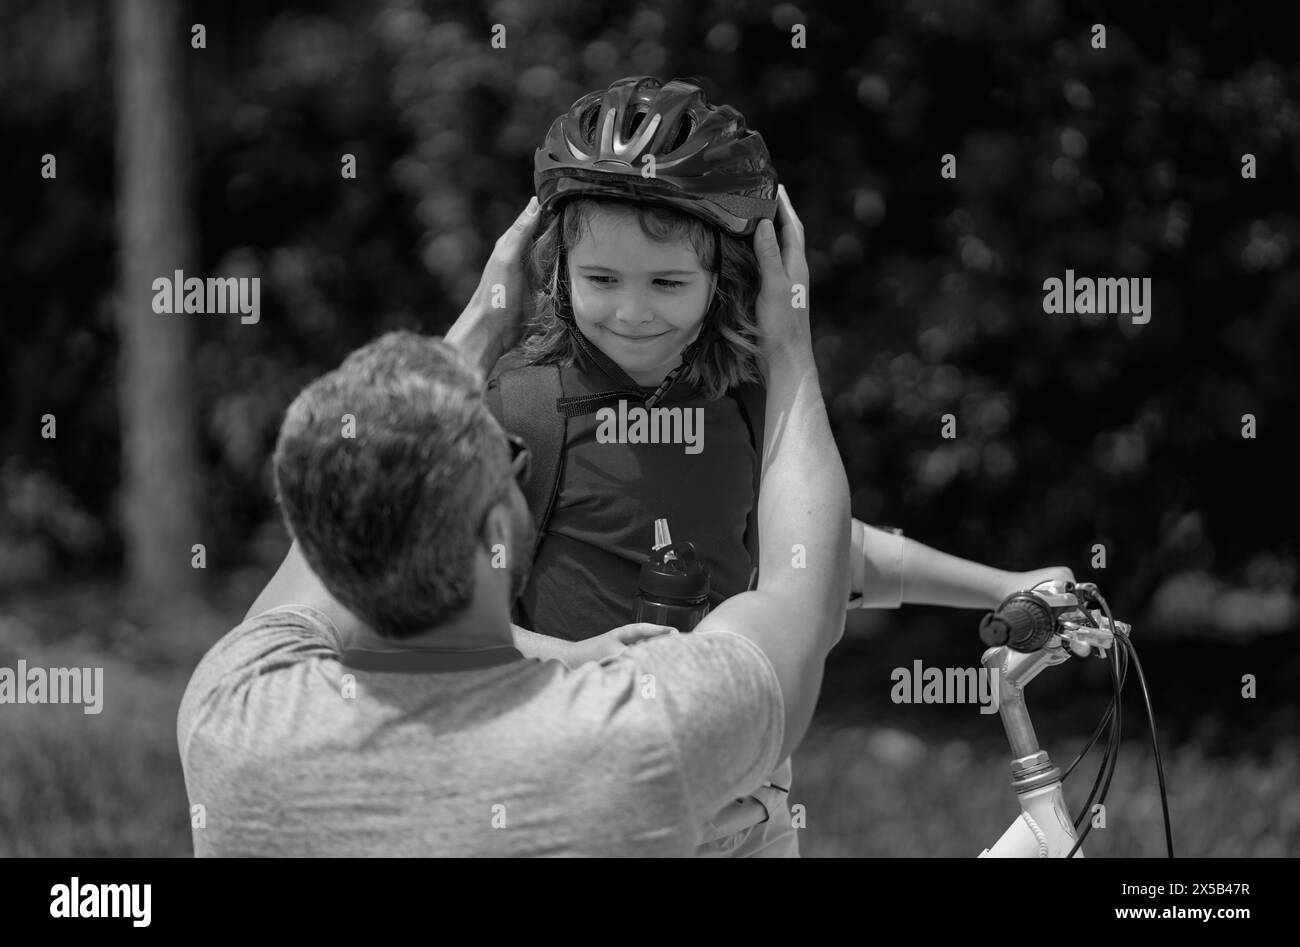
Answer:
[{"left": 584, "top": 276, "right": 686, "bottom": 289}]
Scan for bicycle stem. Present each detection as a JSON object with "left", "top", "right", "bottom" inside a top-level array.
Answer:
[
  {"left": 979, "top": 642, "right": 1085, "bottom": 856},
  {"left": 980, "top": 579, "right": 1123, "bottom": 790},
  {"left": 977, "top": 580, "right": 1147, "bottom": 856},
  {"left": 982, "top": 642, "right": 1072, "bottom": 792}
]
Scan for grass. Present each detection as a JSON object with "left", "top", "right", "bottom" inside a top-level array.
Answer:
[
  {"left": 0, "top": 661, "right": 191, "bottom": 857},
  {"left": 2, "top": 581, "right": 1296, "bottom": 857},
  {"left": 792, "top": 725, "right": 1300, "bottom": 857},
  {"left": 0, "top": 581, "right": 231, "bottom": 857}
]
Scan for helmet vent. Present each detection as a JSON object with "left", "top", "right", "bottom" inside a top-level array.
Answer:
[
  {"left": 580, "top": 104, "right": 600, "bottom": 144},
  {"left": 668, "top": 114, "right": 695, "bottom": 152},
  {"left": 627, "top": 108, "right": 648, "bottom": 140}
]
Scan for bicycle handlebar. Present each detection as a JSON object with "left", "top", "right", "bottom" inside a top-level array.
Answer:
[
  {"left": 979, "top": 580, "right": 1128, "bottom": 652},
  {"left": 976, "top": 578, "right": 1171, "bottom": 857}
]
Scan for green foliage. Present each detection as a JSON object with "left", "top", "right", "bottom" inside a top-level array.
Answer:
[{"left": 2, "top": 6, "right": 1296, "bottom": 621}]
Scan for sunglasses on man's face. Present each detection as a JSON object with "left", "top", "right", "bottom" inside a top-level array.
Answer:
[{"left": 477, "top": 432, "right": 532, "bottom": 536}]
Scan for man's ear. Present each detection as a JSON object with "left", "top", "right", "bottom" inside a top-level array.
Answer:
[{"left": 480, "top": 500, "right": 510, "bottom": 555}]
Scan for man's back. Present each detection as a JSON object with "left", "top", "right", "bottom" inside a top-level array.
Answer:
[{"left": 177, "top": 606, "right": 783, "bottom": 856}]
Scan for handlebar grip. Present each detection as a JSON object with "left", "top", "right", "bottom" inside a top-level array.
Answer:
[{"left": 979, "top": 595, "right": 1055, "bottom": 652}]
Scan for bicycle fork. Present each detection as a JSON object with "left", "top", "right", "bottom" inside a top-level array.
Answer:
[{"left": 977, "top": 643, "right": 1085, "bottom": 858}]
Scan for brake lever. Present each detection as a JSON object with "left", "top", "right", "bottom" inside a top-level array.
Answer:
[{"left": 1058, "top": 612, "right": 1129, "bottom": 657}]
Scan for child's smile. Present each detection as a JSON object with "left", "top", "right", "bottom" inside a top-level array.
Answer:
[
  {"left": 567, "top": 207, "right": 716, "bottom": 386},
  {"left": 604, "top": 326, "right": 672, "bottom": 343}
]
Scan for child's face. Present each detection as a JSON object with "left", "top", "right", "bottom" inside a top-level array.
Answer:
[{"left": 566, "top": 208, "right": 717, "bottom": 386}]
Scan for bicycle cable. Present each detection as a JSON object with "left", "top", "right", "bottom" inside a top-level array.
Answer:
[
  {"left": 1064, "top": 629, "right": 1128, "bottom": 823},
  {"left": 1093, "top": 590, "right": 1174, "bottom": 857},
  {"left": 1062, "top": 590, "right": 1174, "bottom": 858},
  {"left": 1113, "top": 631, "right": 1175, "bottom": 857},
  {"left": 1066, "top": 638, "right": 1124, "bottom": 857},
  {"left": 1062, "top": 639, "right": 1129, "bottom": 783}
]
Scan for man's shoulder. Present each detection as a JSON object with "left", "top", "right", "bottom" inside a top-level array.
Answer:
[
  {"left": 206, "top": 605, "right": 343, "bottom": 665},
  {"left": 177, "top": 607, "right": 341, "bottom": 735}
]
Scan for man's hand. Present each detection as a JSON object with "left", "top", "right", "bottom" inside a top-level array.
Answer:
[
  {"left": 568, "top": 622, "right": 678, "bottom": 666},
  {"left": 752, "top": 184, "right": 812, "bottom": 356},
  {"left": 698, "top": 796, "right": 770, "bottom": 847},
  {"left": 446, "top": 196, "right": 542, "bottom": 374}
]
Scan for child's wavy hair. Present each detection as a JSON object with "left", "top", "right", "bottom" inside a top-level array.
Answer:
[{"left": 519, "top": 197, "right": 762, "bottom": 399}]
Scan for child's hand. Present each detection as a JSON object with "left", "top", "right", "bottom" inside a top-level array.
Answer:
[
  {"left": 752, "top": 184, "right": 812, "bottom": 354},
  {"left": 457, "top": 196, "right": 542, "bottom": 356},
  {"left": 570, "top": 622, "right": 679, "bottom": 666},
  {"left": 997, "top": 566, "right": 1077, "bottom": 602}
]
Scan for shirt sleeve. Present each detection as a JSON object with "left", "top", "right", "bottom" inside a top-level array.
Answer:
[
  {"left": 628, "top": 630, "right": 785, "bottom": 828},
  {"left": 176, "top": 606, "right": 342, "bottom": 760}
]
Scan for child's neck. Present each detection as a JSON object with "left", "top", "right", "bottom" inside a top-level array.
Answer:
[{"left": 623, "top": 365, "right": 672, "bottom": 388}]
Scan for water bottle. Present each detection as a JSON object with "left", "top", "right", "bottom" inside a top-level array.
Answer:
[{"left": 633, "top": 519, "right": 711, "bottom": 632}]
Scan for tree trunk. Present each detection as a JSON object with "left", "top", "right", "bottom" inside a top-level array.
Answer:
[{"left": 114, "top": 0, "right": 201, "bottom": 601}]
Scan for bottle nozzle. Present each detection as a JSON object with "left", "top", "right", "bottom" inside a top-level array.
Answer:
[{"left": 654, "top": 518, "right": 677, "bottom": 561}]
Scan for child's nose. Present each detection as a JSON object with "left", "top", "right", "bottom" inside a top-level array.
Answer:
[{"left": 613, "top": 298, "right": 655, "bottom": 325}]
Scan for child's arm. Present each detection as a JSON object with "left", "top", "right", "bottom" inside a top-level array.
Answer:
[{"left": 848, "top": 518, "right": 1075, "bottom": 610}]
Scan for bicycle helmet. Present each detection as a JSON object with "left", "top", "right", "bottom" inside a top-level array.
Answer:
[{"left": 534, "top": 75, "right": 778, "bottom": 237}]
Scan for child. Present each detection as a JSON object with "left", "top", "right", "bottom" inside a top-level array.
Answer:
[{"left": 488, "top": 76, "right": 1071, "bottom": 856}]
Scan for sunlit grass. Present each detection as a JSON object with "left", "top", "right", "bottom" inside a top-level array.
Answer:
[
  {"left": 793, "top": 723, "right": 1300, "bottom": 857},
  {"left": 0, "top": 649, "right": 192, "bottom": 856}
]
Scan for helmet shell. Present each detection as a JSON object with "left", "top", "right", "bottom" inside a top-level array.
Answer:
[{"left": 535, "top": 76, "right": 778, "bottom": 236}]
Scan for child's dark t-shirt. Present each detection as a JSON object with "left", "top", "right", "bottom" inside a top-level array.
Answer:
[{"left": 503, "top": 363, "right": 757, "bottom": 642}]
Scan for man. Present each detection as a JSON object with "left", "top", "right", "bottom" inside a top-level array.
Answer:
[{"left": 176, "top": 193, "right": 851, "bottom": 855}]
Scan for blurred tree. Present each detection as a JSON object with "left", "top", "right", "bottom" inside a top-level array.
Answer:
[
  {"left": 113, "top": 0, "right": 202, "bottom": 600},
  {"left": 0, "top": 0, "right": 1294, "bottom": 646}
]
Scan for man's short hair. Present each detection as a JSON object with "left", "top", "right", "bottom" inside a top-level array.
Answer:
[{"left": 273, "top": 331, "right": 509, "bottom": 639}]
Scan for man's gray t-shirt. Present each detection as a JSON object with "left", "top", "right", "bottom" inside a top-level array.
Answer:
[{"left": 176, "top": 606, "right": 784, "bottom": 856}]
